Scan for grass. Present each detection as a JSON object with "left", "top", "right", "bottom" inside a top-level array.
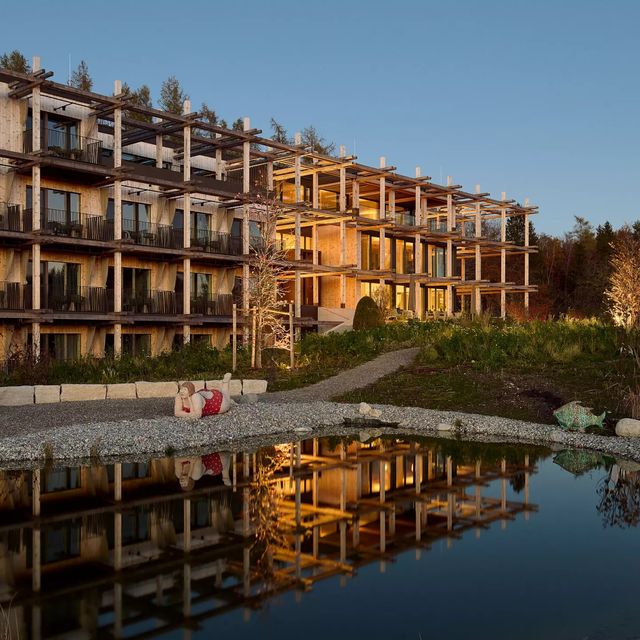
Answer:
[
  {"left": 1, "top": 318, "right": 637, "bottom": 427},
  {"left": 336, "top": 319, "right": 636, "bottom": 426}
]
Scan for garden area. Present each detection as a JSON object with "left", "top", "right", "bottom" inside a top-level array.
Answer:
[{"left": 1, "top": 317, "right": 637, "bottom": 428}]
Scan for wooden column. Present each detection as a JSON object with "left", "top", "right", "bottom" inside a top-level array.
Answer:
[
  {"left": 524, "top": 200, "right": 530, "bottom": 312},
  {"left": 242, "top": 118, "right": 251, "bottom": 342},
  {"left": 183, "top": 101, "right": 192, "bottom": 344},
  {"left": 446, "top": 182, "right": 454, "bottom": 316},
  {"left": 31, "top": 57, "right": 42, "bottom": 354},
  {"left": 474, "top": 184, "right": 482, "bottom": 315},
  {"left": 113, "top": 79, "right": 123, "bottom": 355},
  {"left": 500, "top": 192, "right": 507, "bottom": 319}
]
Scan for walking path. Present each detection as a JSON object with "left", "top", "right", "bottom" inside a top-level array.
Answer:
[
  {"left": 265, "top": 347, "right": 419, "bottom": 402},
  {"left": 0, "top": 348, "right": 419, "bottom": 438}
]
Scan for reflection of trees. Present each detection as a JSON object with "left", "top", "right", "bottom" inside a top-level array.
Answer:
[
  {"left": 597, "top": 464, "right": 640, "bottom": 528},
  {"left": 509, "top": 472, "right": 526, "bottom": 493},
  {"left": 249, "top": 445, "right": 290, "bottom": 589}
]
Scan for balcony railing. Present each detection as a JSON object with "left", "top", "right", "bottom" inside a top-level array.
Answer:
[
  {"left": 122, "top": 289, "right": 180, "bottom": 314},
  {"left": 394, "top": 212, "right": 416, "bottom": 226},
  {"left": 0, "top": 282, "right": 31, "bottom": 310},
  {"left": 190, "top": 293, "right": 233, "bottom": 316},
  {"left": 122, "top": 219, "right": 182, "bottom": 249},
  {"left": 24, "top": 209, "right": 114, "bottom": 241},
  {"left": 23, "top": 128, "right": 103, "bottom": 164},
  {"left": 0, "top": 203, "right": 24, "bottom": 232},
  {"left": 190, "top": 230, "right": 243, "bottom": 256},
  {"left": 41, "top": 286, "right": 112, "bottom": 313}
]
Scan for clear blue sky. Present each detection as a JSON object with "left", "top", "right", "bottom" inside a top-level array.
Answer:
[{"left": 3, "top": 0, "right": 639, "bottom": 235}]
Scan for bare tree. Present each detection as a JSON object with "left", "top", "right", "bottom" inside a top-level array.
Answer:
[
  {"left": 247, "top": 195, "right": 289, "bottom": 369},
  {"left": 605, "top": 228, "right": 640, "bottom": 329}
]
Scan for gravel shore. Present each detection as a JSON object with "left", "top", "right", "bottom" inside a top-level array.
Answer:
[{"left": 0, "top": 400, "right": 639, "bottom": 469}]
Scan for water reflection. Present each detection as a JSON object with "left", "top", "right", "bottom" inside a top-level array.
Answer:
[
  {"left": 597, "top": 459, "right": 640, "bottom": 528},
  {"left": 0, "top": 436, "right": 623, "bottom": 639}
]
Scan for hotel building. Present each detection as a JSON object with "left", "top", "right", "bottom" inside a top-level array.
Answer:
[{"left": 0, "top": 57, "right": 537, "bottom": 360}]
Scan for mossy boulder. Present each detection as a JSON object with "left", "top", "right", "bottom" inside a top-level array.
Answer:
[{"left": 353, "top": 296, "right": 384, "bottom": 331}]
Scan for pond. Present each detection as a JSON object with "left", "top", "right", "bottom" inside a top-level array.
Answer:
[{"left": 0, "top": 435, "right": 639, "bottom": 639}]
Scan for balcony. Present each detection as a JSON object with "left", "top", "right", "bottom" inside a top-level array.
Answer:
[
  {"left": 0, "top": 282, "right": 31, "bottom": 310},
  {"left": 24, "top": 209, "right": 114, "bottom": 241},
  {"left": 190, "top": 293, "right": 233, "bottom": 316},
  {"left": 23, "top": 128, "right": 103, "bottom": 165},
  {"left": 41, "top": 286, "right": 112, "bottom": 313},
  {"left": 0, "top": 203, "right": 25, "bottom": 232},
  {"left": 190, "top": 230, "right": 242, "bottom": 256},
  {"left": 122, "top": 289, "right": 180, "bottom": 315},
  {"left": 122, "top": 219, "right": 182, "bottom": 249},
  {"left": 394, "top": 212, "right": 416, "bottom": 226}
]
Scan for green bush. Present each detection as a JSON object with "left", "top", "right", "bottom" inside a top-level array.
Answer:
[{"left": 352, "top": 296, "right": 384, "bottom": 331}]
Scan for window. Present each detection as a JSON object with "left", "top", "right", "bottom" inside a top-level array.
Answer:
[
  {"left": 122, "top": 462, "right": 149, "bottom": 479},
  {"left": 395, "top": 240, "right": 415, "bottom": 274},
  {"left": 27, "top": 187, "right": 80, "bottom": 227},
  {"left": 44, "top": 467, "right": 80, "bottom": 493},
  {"left": 43, "top": 334, "right": 80, "bottom": 361},
  {"left": 192, "top": 334, "right": 211, "bottom": 347},
  {"left": 42, "top": 261, "right": 80, "bottom": 307},
  {"left": 191, "top": 272, "right": 212, "bottom": 298},
  {"left": 431, "top": 247, "right": 446, "bottom": 277},
  {"left": 27, "top": 111, "right": 80, "bottom": 155},
  {"left": 106, "top": 199, "right": 151, "bottom": 236},
  {"left": 122, "top": 268, "right": 150, "bottom": 294},
  {"left": 122, "top": 334, "right": 151, "bottom": 356},
  {"left": 428, "top": 288, "right": 446, "bottom": 312},
  {"left": 43, "top": 522, "right": 81, "bottom": 564}
]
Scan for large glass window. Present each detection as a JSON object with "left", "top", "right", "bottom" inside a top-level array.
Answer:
[
  {"left": 43, "top": 334, "right": 80, "bottom": 361},
  {"left": 107, "top": 199, "right": 150, "bottom": 235},
  {"left": 122, "top": 333, "right": 151, "bottom": 357},
  {"left": 191, "top": 272, "right": 212, "bottom": 298},
  {"left": 41, "top": 261, "right": 80, "bottom": 310},
  {"left": 27, "top": 187, "right": 80, "bottom": 227},
  {"left": 431, "top": 247, "right": 446, "bottom": 277}
]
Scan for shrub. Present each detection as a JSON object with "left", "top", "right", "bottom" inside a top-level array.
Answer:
[{"left": 352, "top": 296, "right": 384, "bottom": 330}]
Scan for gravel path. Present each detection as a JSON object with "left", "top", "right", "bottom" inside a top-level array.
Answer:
[
  {"left": 0, "top": 348, "right": 418, "bottom": 437},
  {"left": 265, "top": 347, "right": 420, "bottom": 402},
  {"left": 0, "top": 400, "right": 639, "bottom": 469}
]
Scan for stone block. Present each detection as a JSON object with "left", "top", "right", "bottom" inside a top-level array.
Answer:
[
  {"left": 179, "top": 380, "right": 205, "bottom": 392},
  {"left": 107, "top": 383, "right": 137, "bottom": 400},
  {"left": 61, "top": 384, "right": 106, "bottom": 402},
  {"left": 206, "top": 379, "right": 242, "bottom": 396},
  {"left": 35, "top": 385, "right": 60, "bottom": 404},
  {"left": 242, "top": 379, "right": 268, "bottom": 395},
  {"left": 615, "top": 418, "right": 640, "bottom": 438},
  {"left": 135, "top": 381, "right": 178, "bottom": 398},
  {"left": 0, "top": 385, "right": 34, "bottom": 406}
]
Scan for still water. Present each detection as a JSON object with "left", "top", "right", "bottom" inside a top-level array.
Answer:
[{"left": 1, "top": 435, "right": 639, "bottom": 639}]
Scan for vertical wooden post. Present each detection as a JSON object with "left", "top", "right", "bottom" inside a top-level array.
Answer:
[
  {"left": 289, "top": 303, "right": 295, "bottom": 369},
  {"left": 251, "top": 308, "right": 256, "bottom": 369},
  {"left": 232, "top": 303, "right": 237, "bottom": 371}
]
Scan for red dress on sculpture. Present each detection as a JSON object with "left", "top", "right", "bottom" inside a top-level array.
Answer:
[{"left": 200, "top": 389, "right": 223, "bottom": 416}]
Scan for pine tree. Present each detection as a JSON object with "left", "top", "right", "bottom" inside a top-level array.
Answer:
[
  {"left": 197, "top": 102, "right": 218, "bottom": 137},
  {"left": 0, "top": 50, "right": 30, "bottom": 73},
  {"left": 70, "top": 60, "right": 93, "bottom": 91},
  {"left": 270, "top": 118, "right": 290, "bottom": 144},
  {"left": 231, "top": 118, "right": 244, "bottom": 132},
  {"left": 159, "top": 76, "right": 187, "bottom": 114},
  {"left": 121, "top": 82, "right": 153, "bottom": 123},
  {"left": 301, "top": 125, "right": 335, "bottom": 155}
]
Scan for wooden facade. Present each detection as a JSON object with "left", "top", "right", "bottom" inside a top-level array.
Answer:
[{"left": 0, "top": 58, "right": 538, "bottom": 359}]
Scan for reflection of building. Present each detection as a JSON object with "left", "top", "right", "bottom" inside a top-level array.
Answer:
[
  {"left": 0, "top": 439, "right": 537, "bottom": 638},
  {"left": 0, "top": 59, "right": 537, "bottom": 361}
]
